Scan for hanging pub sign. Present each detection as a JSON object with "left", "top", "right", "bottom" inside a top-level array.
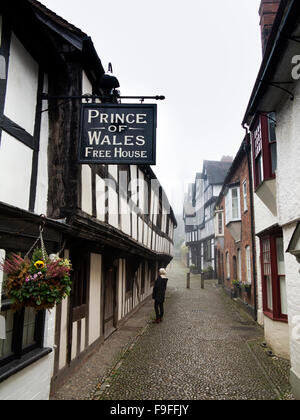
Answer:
[{"left": 78, "top": 103, "right": 157, "bottom": 165}]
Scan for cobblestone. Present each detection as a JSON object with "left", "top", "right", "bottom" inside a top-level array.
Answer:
[{"left": 52, "top": 260, "right": 294, "bottom": 400}]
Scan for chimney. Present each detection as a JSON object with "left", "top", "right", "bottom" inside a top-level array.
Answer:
[{"left": 259, "top": 0, "right": 280, "bottom": 54}]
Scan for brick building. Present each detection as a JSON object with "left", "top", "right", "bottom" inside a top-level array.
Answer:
[{"left": 215, "top": 138, "right": 257, "bottom": 319}]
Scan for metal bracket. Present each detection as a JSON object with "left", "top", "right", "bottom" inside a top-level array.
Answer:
[
  {"left": 41, "top": 93, "right": 165, "bottom": 112},
  {"left": 288, "top": 36, "right": 300, "bottom": 45},
  {"left": 260, "top": 80, "right": 294, "bottom": 101}
]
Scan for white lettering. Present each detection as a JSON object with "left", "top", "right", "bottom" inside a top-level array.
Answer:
[
  {"left": 292, "top": 55, "right": 300, "bottom": 80},
  {"left": 100, "top": 113, "right": 109, "bottom": 123},
  {"left": 88, "top": 131, "right": 102, "bottom": 145},
  {"left": 136, "top": 135, "right": 146, "bottom": 146},
  {"left": 124, "top": 136, "right": 134, "bottom": 146},
  {"left": 136, "top": 114, "right": 147, "bottom": 124},
  {"left": 88, "top": 110, "right": 100, "bottom": 123}
]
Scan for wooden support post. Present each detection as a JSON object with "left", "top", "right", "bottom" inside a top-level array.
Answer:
[{"left": 201, "top": 273, "right": 204, "bottom": 289}]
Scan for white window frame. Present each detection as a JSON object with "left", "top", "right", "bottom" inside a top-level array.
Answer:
[{"left": 225, "top": 186, "right": 241, "bottom": 225}]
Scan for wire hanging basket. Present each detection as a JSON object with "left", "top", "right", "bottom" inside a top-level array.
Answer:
[{"left": 0, "top": 217, "right": 72, "bottom": 311}]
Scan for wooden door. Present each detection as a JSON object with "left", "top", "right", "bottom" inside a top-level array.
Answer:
[{"left": 103, "top": 266, "right": 117, "bottom": 339}]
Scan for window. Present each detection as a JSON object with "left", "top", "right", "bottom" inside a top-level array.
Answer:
[
  {"left": 242, "top": 181, "right": 248, "bottom": 212},
  {"left": 225, "top": 186, "right": 241, "bottom": 224},
  {"left": 260, "top": 233, "right": 287, "bottom": 321},
  {"left": 0, "top": 307, "right": 45, "bottom": 368},
  {"left": 251, "top": 113, "right": 277, "bottom": 189},
  {"left": 0, "top": 249, "right": 48, "bottom": 379}
]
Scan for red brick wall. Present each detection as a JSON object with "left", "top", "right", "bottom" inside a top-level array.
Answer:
[
  {"left": 259, "top": 0, "right": 280, "bottom": 53},
  {"left": 215, "top": 154, "right": 255, "bottom": 307}
]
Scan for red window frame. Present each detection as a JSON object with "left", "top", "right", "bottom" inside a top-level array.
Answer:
[
  {"left": 251, "top": 114, "right": 277, "bottom": 189},
  {"left": 260, "top": 233, "right": 287, "bottom": 323}
]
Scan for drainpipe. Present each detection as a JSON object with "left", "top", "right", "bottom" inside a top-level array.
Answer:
[{"left": 243, "top": 124, "right": 258, "bottom": 321}]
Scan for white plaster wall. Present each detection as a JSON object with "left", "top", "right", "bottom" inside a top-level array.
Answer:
[
  {"left": 108, "top": 184, "right": 119, "bottom": 229},
  {"left": 58, "top": 296, "right": 68, "bottom": 371},
  {"left": 0, "top": 353, "right": 53, "bottom": 400},
  {"left": 276, "top": 82, "right": 300, "bottom": 227},
  {"left": 0, "top": 132, "right": 33, "bottom": 210},
  {"left": 4, "top": 33, "right": 38, "bottom": 135},
  {"left": 275, "top": 81, "right": 300, "bottom": 383},
  {"left": 35, "top": 74, "right": 49, "bottom": 215},
  {"left": 109, "top": 165, "right": 118, "bottom": 181},
  {"left": 89, "top": 253, "right": 102, "bottom": 345},
  {"left": 58, "top": 249, "right": 70, "bottom": 371},
  {"left": 96, "top": 175, "right": 105, "bottom": 222},
  {"left": 132, "top": 212, "right": 137, "bottom": 240},
  {"left": 81, "top": 165, "right": 93, "bottom": 215},
  {"left": 264, "top": 316, "right": 290, "bottom": 360},
  {"left": 82, "top": 71, "right": 92, "bottom": 96},
  {"left": 120, "top": 196, "right": 131, "bottom": 236},
  {"left": 0, "top": 296, "right": 55, "bottom": 400},
  {"left": 283, "top": 223, "right": 300, "bottom": 381}
]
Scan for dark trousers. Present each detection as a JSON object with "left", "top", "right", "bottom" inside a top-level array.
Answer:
[{"left": 154, "top": 301, "right": 164, "bottom": 320}]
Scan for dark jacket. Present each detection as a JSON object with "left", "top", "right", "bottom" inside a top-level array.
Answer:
[{"left": 152, "top": 276, "right": 168, "bottom": 303}]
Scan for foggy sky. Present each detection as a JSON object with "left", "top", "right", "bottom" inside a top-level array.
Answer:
[{"left": 41, "top": 0, "right": 262, "bottom": 214}]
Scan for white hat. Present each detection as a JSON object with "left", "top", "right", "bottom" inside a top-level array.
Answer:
[{"left": 159, "top": 268, "right": 167, "bottom": 275}]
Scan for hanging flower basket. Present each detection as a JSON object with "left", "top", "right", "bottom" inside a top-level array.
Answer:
[{"left": 0, "top": 248, "right": 72, "bottom": 311}]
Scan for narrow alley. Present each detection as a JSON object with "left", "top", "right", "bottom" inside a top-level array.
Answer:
[{"left": 51, "top": 260, "right": 293, "bottom": 401}]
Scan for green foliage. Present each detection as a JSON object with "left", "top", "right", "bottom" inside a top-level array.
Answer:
[{"left": 1, "top": 248, "right": 72, "bottom": 311}]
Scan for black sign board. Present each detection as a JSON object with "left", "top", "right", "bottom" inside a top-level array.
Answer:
[{"left": 79, "top": 103, "right": 157, "bottom": 165}]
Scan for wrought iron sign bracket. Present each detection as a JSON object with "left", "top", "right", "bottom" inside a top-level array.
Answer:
[{"left": 41, "top": 93, "right": 165, "bottom": 113}]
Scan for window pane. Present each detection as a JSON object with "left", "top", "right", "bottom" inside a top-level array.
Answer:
[
  {"left": 276, "top": 237, "right": 285, "bottom": 275},
  {"left": 268, "top": 112, "right": 276, "bottom": 143},
  {"left": 0, "top": 309, "right": 14, "bottom": 359},
  {"left": 22, "top": 307, "right": 37, "bottom": 349},
  {"left": 267, "top": 277, "right": 273, "bottom": 310},
  {"left": 232, "top": 188, "right": 239, "bottom": 219},
  {"left": 256, "top": 154, "right": 263, "bottom": 185},
  {"left": 280, "top": 276, "right": 288, "bottom": 316},
  {"left": 243, "top": 181, "right": 248, "bottom": 211}
]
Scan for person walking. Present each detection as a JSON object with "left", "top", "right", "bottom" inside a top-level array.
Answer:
[{"left": 152, "top": 268, "right": 168, "bottom": 323}]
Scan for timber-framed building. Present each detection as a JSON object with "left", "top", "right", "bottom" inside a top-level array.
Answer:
[{"left": 0, "top": 0, "right": 176, "bottom": 399}]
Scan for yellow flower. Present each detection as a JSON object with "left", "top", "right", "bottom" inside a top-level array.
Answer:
[{"left": 34, "top": 260, "right": 45, "bottom": 270}]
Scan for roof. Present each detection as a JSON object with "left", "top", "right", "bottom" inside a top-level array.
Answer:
[
  {"left": 28, "top": 0, "right": 87, "bottom": 38},
  {"left": 203, "top": 160, "right": 232, "bottom": 185},
  {"left": 242, "top": 0, "right": 300, "bottom": 126}
]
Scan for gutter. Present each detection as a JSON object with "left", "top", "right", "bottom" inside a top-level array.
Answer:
[{"left": 243, "top": 0, "right": 295, "bottom": 125}]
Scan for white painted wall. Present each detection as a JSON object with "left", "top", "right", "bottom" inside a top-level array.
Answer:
[
  {"left": 95, "top": 175, "right": 105, "bottom": 222},
  {"left": 35, "top": 74, "right": 49, "bottom": 215},
  {"left": 4, "top": 33, "right": 38, "bottom": 135},
  {"left": 89, "top": 253, "right": 102, "bottom": 345},
  {"left": 276, "top": 82, "right": 300, "bottom": 227},
  {"left": 0, "top": 132, "right": 33, "bottom": 210},
  {"left": 282, "top": 224, "right": 300, "bottom": 377},
  {"left": 81, "top": 165, "right": 93, "bottom": 215}
]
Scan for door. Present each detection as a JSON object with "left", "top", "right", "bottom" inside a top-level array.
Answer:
[{"left": 103, "top": 265, "right": 117, "bottom": 339}]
